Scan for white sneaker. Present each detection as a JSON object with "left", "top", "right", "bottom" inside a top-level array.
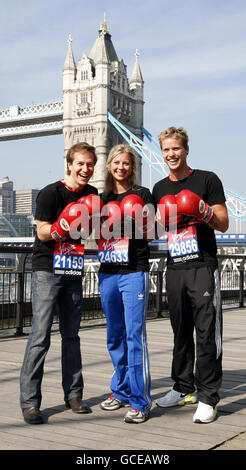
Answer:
[
  {"left": 100, "top": 395, "right": 129, "bottom": 411},
  {"left": 193, "top": 401, "right": 217, "bottom": 423},
  {"left": 156, "top": 389, "right": 197, "bottom": 408},
  {"left": 124, "top": 408, "right": 149, "bottom": 424}
]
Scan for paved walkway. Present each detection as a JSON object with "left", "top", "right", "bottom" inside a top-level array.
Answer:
[{"left": 0, "top": 309, "right": 245, "bottom": 456}]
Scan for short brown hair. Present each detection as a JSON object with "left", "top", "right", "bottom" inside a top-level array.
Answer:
[
  {"left": 158, "top": 127, "right": 189, "bottom": 150},
  {"left": 66, "top": 142, "right": 97, "bottom": 174}
]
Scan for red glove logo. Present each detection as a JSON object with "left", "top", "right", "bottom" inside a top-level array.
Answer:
[
  {"left": 199, "top": 200, "right": 206, "bottom": 214},
  {"left": 59, "top": 218, "right": 70, "bottom": 231}
]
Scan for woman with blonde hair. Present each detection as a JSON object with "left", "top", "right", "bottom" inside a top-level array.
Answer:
[
  {"left": 102, "top": 144, "right": 137, "bottom": 197},
  {"left": 98, "top": 144, "right": 155, "bottom": 424}
]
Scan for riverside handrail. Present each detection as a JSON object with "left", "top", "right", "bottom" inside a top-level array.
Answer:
[{"left": 0, "top": 243, "right": 245, "bottom": 336}]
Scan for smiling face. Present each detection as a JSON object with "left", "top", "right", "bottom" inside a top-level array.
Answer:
[
  {"left": 161, "top": 137, "right": 189, "bottom": 176},
  {"left": 67, "top": 151, "right": 95, "bottom": 190},
  {"left": 109, "top": 151, "right": 133, "bottom": 186}
]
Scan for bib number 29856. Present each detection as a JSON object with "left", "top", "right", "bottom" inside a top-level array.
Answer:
[
  {"left": 169, "top": 237, "right": 198, "bottom": 257},
  {"left": 167, "top": 225, "right": 200, "bottom": 263}
]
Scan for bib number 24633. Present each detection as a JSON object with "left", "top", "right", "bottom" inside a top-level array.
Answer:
[{"left": 98, "top": 238, "right": 129, "bottom": 264}]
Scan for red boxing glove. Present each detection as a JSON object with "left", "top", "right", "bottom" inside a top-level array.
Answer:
[
  {"left": 100, "top": 201, "right": 122, "bottom": 239},
  {"left": 176, "top": 189, "right": 214, "bottom": 224},
  {"left": 77, "top": 194, "right": 104, "bottom": 238},
  {"left": 120, "top": 194, "right": 145, "bottom": 219},
  {"left": 120, "top": 194, "right": 155, "bottom": 238},
  {"left": 121, "top": 194, "right": 144, "bottom": 237},
  {"left": 50, "top": 202, "right": 85, "bottom": 241},
  {"left": 77, "top": 194, "right": 104, "bottom": 215},
  {"left": 156, "top": 195, "right": 182, "bottom": 231}
]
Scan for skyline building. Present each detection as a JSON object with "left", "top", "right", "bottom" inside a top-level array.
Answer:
[
  {"left": 0, "top": 177, "right": 14, "bottom": 215},
  {"left": 0, "top": 177, "right": 38, "bottom": 217},
  {"left": 0, "top": 177, "right": 37, "bottom": 237},
  {"left": 14, "top": 189, "right": 39, "bottom": 216}
]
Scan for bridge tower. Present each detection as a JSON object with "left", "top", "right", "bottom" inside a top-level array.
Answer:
[{"left": 62, "top": 15, "right": 144, "bottom": 192}]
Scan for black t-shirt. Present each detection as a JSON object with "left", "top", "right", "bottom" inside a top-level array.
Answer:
[
  {"left": 99, "top": 185, "right": 155, "bottom": 274},
  {"left": 152, "top": 169, "right": 226, "bottom": 269},
  {"left": 32, "top": 180, "right": 98, "bottom": 272}
]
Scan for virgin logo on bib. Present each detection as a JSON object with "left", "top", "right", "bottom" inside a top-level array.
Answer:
[
  {"left": 167, "top": 225, "right": 201, "bottom": 264},
  {"left": 53, "top": 242, "right": 84, "bottom": 276},
  {"left": 98, "top": 238, "right": 129, "bottom": 264}
]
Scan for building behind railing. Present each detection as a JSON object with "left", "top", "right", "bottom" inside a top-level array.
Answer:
[{"left": 0, "top": 239, "right": 246, "bottom": 337}]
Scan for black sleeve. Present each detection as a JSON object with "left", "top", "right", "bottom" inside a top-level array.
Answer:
[
  {"left": 141, "top": 188, "right": 155, "bottom": 206},
  {"left": 151, "top": 179, "right": 167, "bottom": 206},
  {"left": 151, "top": 183, "right": 158, "bottom": 206},
  {"left": 134, "top": 186, "right": 157, "bottom": 215},
  {"left": 206, "top": 172, "right": 226, "bottom": 206},
  {"left": 35, "top": 187, "right": 57, "bottom": 223}
]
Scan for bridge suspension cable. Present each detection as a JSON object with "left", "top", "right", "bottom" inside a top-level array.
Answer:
[
  {"left": 108, "top": 112, "right": 246, "bottom": 229},
  {"left": 108, "top": 112, "right": 167, "bottom": 181}
]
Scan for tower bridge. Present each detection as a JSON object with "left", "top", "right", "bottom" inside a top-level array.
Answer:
[
  {"left": 0, "top": 15, "right": 245, "bottom": 229},
  {"left": 0, "top": 100, "right": 63, "bottom": 140},
  {"left": 1, "top": 16, "right": 144, "bottom": 194}
]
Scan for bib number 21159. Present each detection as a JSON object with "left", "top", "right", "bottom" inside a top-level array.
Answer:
[{"left": 53, "top": 242, "right": 84, "bottom": 276}]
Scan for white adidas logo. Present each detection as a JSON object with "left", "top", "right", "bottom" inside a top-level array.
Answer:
[
  {"left": 203, "top": 291, "right": 211, "bottom": 296},
  {"left": 138, "top": 293, "right": 144, "bottom": 300}
]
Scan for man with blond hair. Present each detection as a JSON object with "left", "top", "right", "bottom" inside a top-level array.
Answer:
[{"left": 152, "top": 126, "right": 229, "bottom": 423}]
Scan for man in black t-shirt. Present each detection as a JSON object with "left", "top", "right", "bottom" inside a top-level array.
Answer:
[
  {"left": 152, "top": 126, "right": 229, "bottom": 423},
  {"left": 20, "top": 142, "right": 98, "bottom": 424}
]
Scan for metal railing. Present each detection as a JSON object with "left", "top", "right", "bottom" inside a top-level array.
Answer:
[{"left": 0, "top": 244, "right": 246, "bottom": 336}]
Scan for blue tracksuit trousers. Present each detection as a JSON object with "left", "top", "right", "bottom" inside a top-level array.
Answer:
[{"left": 98, "top": 271, "right": 151, "bottom": 413}]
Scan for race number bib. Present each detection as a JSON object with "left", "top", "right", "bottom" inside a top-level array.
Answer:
[
  {"left": 167, "top": 225, "right": 201, "bottom": 264},
  {"left": 98, "top": 238, "right": 129, "bottom": 264},
  {"left": 53, "top": 242, "right": 84, "bottom": 276}
]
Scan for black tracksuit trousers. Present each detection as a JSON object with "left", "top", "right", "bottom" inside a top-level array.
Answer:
[{"left": 166, "top": 265, "right": 222, "bottom": 407}]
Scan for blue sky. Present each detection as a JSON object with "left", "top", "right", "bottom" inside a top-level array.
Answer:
[{"left": 0, "top": 0, "right": 246, "bottom": 198}]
